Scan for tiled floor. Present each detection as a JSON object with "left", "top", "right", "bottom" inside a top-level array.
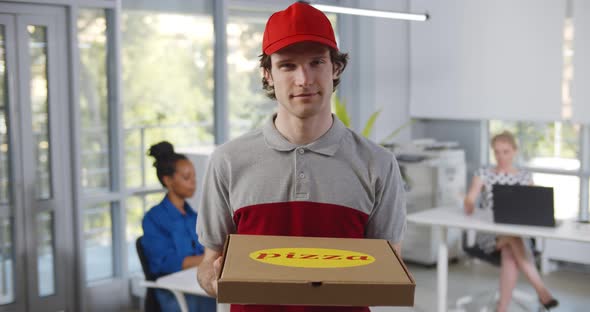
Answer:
[{"left": 372, "top": 260, "right": 589, "bottom": 312}]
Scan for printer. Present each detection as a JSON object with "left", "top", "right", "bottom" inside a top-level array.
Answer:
[{"left": 386, "top": 139, "right": 466, "bottom": 265}]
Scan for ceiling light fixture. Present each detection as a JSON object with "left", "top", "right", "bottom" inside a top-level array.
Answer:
[{"left": 311, "top": 4, "right": 428, "bottom": 22}]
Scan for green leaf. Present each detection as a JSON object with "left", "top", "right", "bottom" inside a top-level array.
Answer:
[
  {"left": 333, "top": 97, "right": 351, "bottom": 127},
  {"left": 361, "top": 110, "right": 381, "bottom": 138},
  {"left": 379, "top": 119, "right": 416, "bottom": 144}
]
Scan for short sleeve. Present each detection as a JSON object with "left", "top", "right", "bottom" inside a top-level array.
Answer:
[
  {"left": 365, "top": 154, "right": 407, "bottom": 245},
  {"left": 196, "top": 152, "right": 236, "bottom": 252}
]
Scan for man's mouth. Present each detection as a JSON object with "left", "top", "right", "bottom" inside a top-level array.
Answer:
[{"left": 292, "top": 92, "right": 318, "bottom": 98}]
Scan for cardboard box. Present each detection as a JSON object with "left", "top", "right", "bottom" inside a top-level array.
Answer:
[{"left": 217, "top": 234, "right": 415, "bottom": 306}]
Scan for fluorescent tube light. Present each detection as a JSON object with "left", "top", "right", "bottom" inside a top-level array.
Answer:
[{"left": 311, "top": 4, "right": 428, "bottom": 22}]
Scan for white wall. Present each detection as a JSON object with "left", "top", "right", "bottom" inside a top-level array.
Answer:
[
  {"left": 409, "top": 0, "right": 565, "bottom": 122},
  {"left": 572, "top": 0, "right": 590, "bottom": 123},
  {"left": 339, "top": 0, "right": 412, "bottom": 143}
]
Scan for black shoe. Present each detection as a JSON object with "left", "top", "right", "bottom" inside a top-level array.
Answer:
[{"left": 541, "top": 298, "right": 558, "bottom": 310}]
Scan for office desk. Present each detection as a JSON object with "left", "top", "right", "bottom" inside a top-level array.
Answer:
[
  {"left": 141, "top": 267, "right": 229, "bottom": 312},
  {"left": 407, "top": 206, "right": 590, "bottom": 312}
]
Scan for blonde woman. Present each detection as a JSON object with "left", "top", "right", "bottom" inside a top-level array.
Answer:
[{"left": 464, "top": 131, "right": 558, "bottom": 311}]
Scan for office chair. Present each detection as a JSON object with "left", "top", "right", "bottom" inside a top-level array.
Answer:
[
  {"left": 136, "top": 236, "right": 162, "bottom": 312},
  {"left": 451, "top": 230, "right": 537, "bottom": 312}
]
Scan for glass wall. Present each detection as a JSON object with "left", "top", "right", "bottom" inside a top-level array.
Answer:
[
  {"left": 121, "top": 10, "right": 214, "bottom": 189},
  {"left": 36, "top": 212, "right": 54, "bottom": 296},
  {"left": 489, "top": 121, "right": 582, "bottom": 219},
  {"left": 84, "top": 202, "right": 113, "bottom": 282},
  {"left": 227, "top": 11, "right": 274, "bottom": 139},
  {"left": 0, "top": 28, "right": 14, "bottom": 303},
  {"left": 0, "top": 25, "right": 7, "bottom": 206},
  {"left": 0, "top": 25, "right": 14, "bottom": 305},
  {"left": 78, "top": 9, "right": 116, "bottom": 284},
  {"left": 28, "top": 25, "right": 52, "bottom": 200},
  {"left": 489, "top": 121, "right": 581, "bottom": 171},
  {"left": 78, "top": 9, "right": 111, "bottom": 193}
]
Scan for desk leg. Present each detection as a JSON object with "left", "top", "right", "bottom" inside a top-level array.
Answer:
[
  {"left": 171, "top": 290, "right": 189, "bottom": 312},
  {"left": 436, "top": 225, "right": 448, "bottom": 312},
  {"left": 217, "top": 303, "right": 231, "bottom": 312}
]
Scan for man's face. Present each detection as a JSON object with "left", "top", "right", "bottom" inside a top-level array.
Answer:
[{"left": 264, "top": 42, "right": 339, "bottom": 120}]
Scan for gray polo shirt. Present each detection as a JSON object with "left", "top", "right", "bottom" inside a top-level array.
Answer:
[{"left": 197, "top": 114, "right": 406, "bottom": 251}]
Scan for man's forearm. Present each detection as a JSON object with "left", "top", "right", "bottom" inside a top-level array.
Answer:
[{"left": 197, "top": 259, "right": 218, "bottom": 297}]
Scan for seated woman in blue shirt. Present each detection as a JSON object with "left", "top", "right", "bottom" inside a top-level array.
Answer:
[{"left": 142, "top": 141, "right": 216, "bottom": 312}]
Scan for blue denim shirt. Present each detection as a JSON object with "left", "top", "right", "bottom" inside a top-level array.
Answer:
[{"left": 141, "top": 195, "right": 204, "bottom": 276}]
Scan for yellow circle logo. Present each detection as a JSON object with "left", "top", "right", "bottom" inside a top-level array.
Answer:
[{"left": 249, "top": 248, "right": 375, "bottom": 268}]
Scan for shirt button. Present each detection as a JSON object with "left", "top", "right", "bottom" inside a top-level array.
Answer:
[
  {"left": 298, "top": 148, "right": 305, "bottom": 154},
  {"left": 299, "top": 173, "right": 305, "bottom": 179}
]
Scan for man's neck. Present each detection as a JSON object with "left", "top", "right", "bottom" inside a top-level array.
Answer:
[{"left": 274, "top": 112, "right": 333, "bottom": 145}]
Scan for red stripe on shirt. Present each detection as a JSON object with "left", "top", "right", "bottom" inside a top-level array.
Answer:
[
  {"left": 233, "top": 201, "right": 368, "bottom": 238},
  {"left": 230, "top": 201, "right": 370, "bottom": 312}
]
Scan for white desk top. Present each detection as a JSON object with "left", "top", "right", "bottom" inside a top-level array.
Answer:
[
  {"left": 407, "top": 206, "right": 590, "bottom": 243},
  {"left": 156, "top": 267, "right": 211, "bottom": 298}
]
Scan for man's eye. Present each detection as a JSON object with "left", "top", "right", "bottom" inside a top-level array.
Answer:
[{"left": 279, "top": 64, "right": 294, "bottom": 69}]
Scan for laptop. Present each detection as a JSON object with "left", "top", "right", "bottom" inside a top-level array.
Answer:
[{"left": 492, "top": 184, "right": 556, "bottom": 227}]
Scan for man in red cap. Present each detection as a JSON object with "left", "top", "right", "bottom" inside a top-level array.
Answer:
[{"left": 197, "top": 2, "right": 406, "bottom": 311}]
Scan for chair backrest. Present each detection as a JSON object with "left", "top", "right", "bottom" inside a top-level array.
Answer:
[
  {"left": 136, "top": 236, "right": 157, "bottom": 281},
  {"left": 136, "top": 236, "right": 162, "bottom": 312}
]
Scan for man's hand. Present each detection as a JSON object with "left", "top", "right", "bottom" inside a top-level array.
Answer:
[
  {"left": 391, "top": 242, "right": 402, "bottom": 257},
  {"left": 197, "top": 248, "right": 222, "bottom": 297}
]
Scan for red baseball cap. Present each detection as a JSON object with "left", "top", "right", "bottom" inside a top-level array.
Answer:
[{"left": 262, "top": 2, "right": 338, "bottom": 55}]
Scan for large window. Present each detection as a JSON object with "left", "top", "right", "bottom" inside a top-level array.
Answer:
[
  {"left": 78, "top": 9, "right": 117, "bottom": 284},
  {"left": 227, "top": 11, "right": 274, "bottom": 139},
  {"left": 121, "top": 10, "right": 214, "bottom": 189},
  {"left": 78, "top": 9, "right": 111, "bottom": 193},
  {"left": 489, "top": 121, "right": 583, "bottom": 219},
  {"left": 489, "top": 121, "right": 581, "bottom": 171},
  {"left": 120, "top": 3, "right": 216, "bottom": 281},
  {"left": 84, "top": 202, "right": 113, "bottom": 282}
]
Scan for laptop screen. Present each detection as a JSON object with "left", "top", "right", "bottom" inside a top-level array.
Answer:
[{"left": 492, "top": 184, "right": 555, "bottom": 227}]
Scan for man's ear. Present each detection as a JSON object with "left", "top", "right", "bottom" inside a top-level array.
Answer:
[
  {"left": 263, "top": 69, "right": 274, "bottom": 86},
  {"left": 332, "top": 62, "right": 342, "bottom": 80}
]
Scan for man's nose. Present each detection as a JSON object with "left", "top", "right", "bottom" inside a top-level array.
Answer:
[{"left": 294, "top": 66, "right": 312, "bottom": 86}]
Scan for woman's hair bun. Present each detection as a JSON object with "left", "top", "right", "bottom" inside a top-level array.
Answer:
[{"left": 148, "top": 141, "right": 175, "bottom": 162}]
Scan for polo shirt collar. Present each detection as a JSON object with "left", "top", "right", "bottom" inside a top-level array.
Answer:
[
  {"left": 262, "top": 113, "right": 347, "bottom": 156},
  {"left": 162, "top": 194, "right": 196, "bottom": 218}
]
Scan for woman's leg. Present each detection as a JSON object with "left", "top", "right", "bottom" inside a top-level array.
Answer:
[
  {"left": 497, "top": 246, "right": 518, "bottom": 312},
  {"left": 501, "top": 236, "right": 553, "bottom": 303}
]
